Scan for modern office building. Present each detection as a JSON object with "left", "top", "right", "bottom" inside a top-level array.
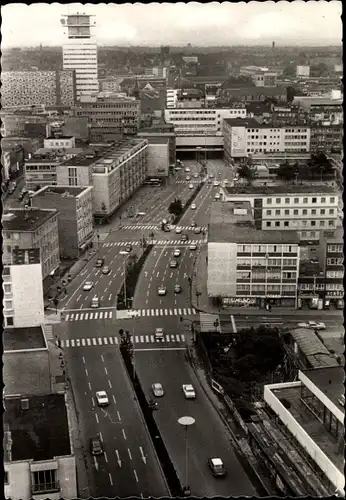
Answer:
[
  {"left": 4, "top": 394, "right": 77, "bottom": 500},
  {"left": 74, "top": 95, "right": 140, "bottom": 141},
  {"left": 146, "top": 138, "right": 170, "bottom": 179},
  {"left": 263, "top": 366, "right": 344, "bottom": 496},
  {"left": 61, "top": 12, "right": 99, "bottom": 99},
  {"left": 166, "top": 88, "right": 179, "bottom": 108},
  {"left": 221, "top": 185, "right": 339, "bottom": 243},
  {"left": 1, "top": 70, "right": 76, "bottom": 107},
  {"left": 3, "top": 208, "right": 60, "bottom": 279},
  {"left": 239, "top": 66, "right": 278, "bottom": 87},
  {"left": 43, "top": 135, "right": 76, "bottom": 150},
  {"left": 58, "top": 138, "right": 148, "bottom": 222},
  {"left": 30, "top": 186, "right": 94, "bottom": 259},
  {"left": 165, "top": 107, "right": 247, "bottom": 153},
  {"left": 310, "top": 124, "right": 343, "bottom": 153},
  {"left": 223, "top": 118, "right": 311, "bottom": 163},
  {"left": 318, "top": 229, "right": 344, "bottom": 308},
  {"left": 207, "top": 201, "right": 300, "bottom": 308},
  {"left": 2, "top": 248, "right": 44, "bottom": 329}
]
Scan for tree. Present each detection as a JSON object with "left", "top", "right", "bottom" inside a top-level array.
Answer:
[
  {"left": 277, "top": 161, "right": 297, "bottom": 182},
  {"left": 126, "top": 254, "right": 138, "bottom": 273},
  {"left": 238, "top": 160, "right": 258, "bottom": 185},
  {"left": 119, "top": 330, "right": 133, "bottom": 361},
  {"left": 168, "top": 198, "right": 184, "bottom": 218}
]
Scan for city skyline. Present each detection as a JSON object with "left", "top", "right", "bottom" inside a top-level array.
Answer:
[{"left": 1, "top": 2, "right": 342, "bottom": 48}]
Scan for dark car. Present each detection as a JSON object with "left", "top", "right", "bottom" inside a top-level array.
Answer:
[
  {"left": 91, "top": 437, "right": 103, "bottom": 455},
  {"left": 181, "top": 234, "right": 189, "bottom": 241},
  {"left": 95, "top": 258, "right": 104, "bottom": 268},
  {"left": 174, "top": 284, "right": 182, "bottom": 293},
  {"left": 208, "top": 457, "right": 226, "bottom": 477}
]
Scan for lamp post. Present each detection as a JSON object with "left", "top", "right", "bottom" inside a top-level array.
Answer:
[{"left": 178, "top": 416, "right": 195, "bottom": 496}]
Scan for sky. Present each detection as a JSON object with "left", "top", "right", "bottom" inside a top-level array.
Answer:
[{"left": 1, "top": 2, "right": 342, "bottom": 48}]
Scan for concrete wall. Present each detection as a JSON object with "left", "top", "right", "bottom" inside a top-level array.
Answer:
[
  {"left": 207, "top": 242, "right": 238, "bottom": 296},
  {"left": 11, "top": 263, "right": 44, "bottom": 327},
  {"left": 4, "top": 349, "right": 51, "bottom": 396},
  {"left": 147, "top": 143, "right": 169, "bottom": 177}
]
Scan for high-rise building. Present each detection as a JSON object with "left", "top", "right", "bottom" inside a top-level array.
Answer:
[{"left": 61, "top": 12, "right": 99, "bottom": 99}]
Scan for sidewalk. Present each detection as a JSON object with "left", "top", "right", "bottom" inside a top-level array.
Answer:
[{"left": 191, "top": 245, "right": 344, "bottom": 318}]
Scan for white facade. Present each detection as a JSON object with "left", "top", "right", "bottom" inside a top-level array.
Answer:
[
  {"left": 44, "top": 137, "right": 76, "bottom": 149},
  {"left": 3, "top": 258, "right": 44, "bottom": 329},
  {"left": 296, "top": 65, "right": 310, "bottom": 77},
  {"left": 62, "top": 14, "right": 99, "bottom": 99},
  {"left": 147, "top": 143, "right": 169, "bottom": 177},
  {"left": 166, "top": 88, "right": 178, "bottom": 108}
]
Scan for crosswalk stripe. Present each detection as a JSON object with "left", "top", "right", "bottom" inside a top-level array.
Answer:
[
  {"left": 159, "top": 309, "right": 163, "bottom": 316},
  {"left": 114, "top": 337, "right": 119, "bottom": 344},
  {"left": 150, "top": 335, "right": 155, "bottom": 342},
  {"left": 145, "top": 335, "right": 149, "bottom": 342},
  {"left": 169, "top": 309, "right": 174, "bottom": 315},
  {"left": 100, "top": 312, "right": 103, "bottom": 319},
  {"left": 109, "top": 337, "right": 114, "bottom": 344},
  {"left": 76, "top": 339, "right": 80, "bottom": 346},
  {"left": 174, "top": 308, "right": 177, "bottom": 315},
  {"left": 109, "top": 311, "right": 112, "bottom": 319},
  {"left": 151, "top": 309, "right": 154, "bottom": 316},
  {"left": 71, "top": 339, "right": 75, "bottom": 347},
  {"left": 171, "top": 335, "right": 176, "bottom": 342},
  {"left": 181, "top": 334, "right": 185, "bottom": 342},
  {"left": 178, "top": 308, "right": 182, "bottom": 315},
  {"left": 192, "top": 308, "right": 196, "bottom": 314},
  {"left": 155, "top": 309, "right": 159, "bottom": 316},
  {"left": 103, "top": 337, "right": 108, "bottom": 345},
  {"left": 85, "top": 313, "right": 89, "bottom": 320},
  {"left": 137, "top": 310, "right": 141, "bottom": 317},
  {"left": 81, "top": 338, "right": 86, "bottom": 346},
  {"left": 164, "top": 309, "right": 168, "bottom": 315},
  {"left": 135, "top": 336, "right": 139, "bottom": 343},
  {"left": 90, "top": 313, "right": 94, "bottom": 320},
  {"left": 140, "top": 335, "right": 144, "bottom": 343},
  {"left": 87, "top": 338, "right": 91, "bottom": 345},
  {"left": 183, "top": 308, "right": 187, "bottom": 315},
  {"left": 165, "top": 335, "right": 170, "bottom": 342},
  {"left": 66, "top": 314, "right": 70, "bottom": 321},
  {"left": 92, "top": 338, "right": 97, "bottom": 345},
  {"left": 80, "top": 313, "right": 84, "bottom": 320},
  {"left": 95, "top": 312, "right": 98, "bottom": 319},
  {"left": 98, "top": 338, "right": 102, "bottom": 345}
]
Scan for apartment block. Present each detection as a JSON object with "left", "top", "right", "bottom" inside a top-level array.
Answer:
[
  {"left": 221, "top": 185, "right": 338, "bottom": 243},
  {"left": 2, "top": 248, "right": 44, "bottom": 329},
  {"left": 74, "top": 95, "right": 140, "bottom": 141},
  {"left": 43, "top": 135, "right": 76, "bottom": 150},
  {"left": 223, "top": 118, "right": 311, "bottom": 163},
  {"left": 58, "top": 138, "right": 148, "bottom": 222},
  {"left": 239, "top": 65, "right": 277, "bottom": 87},
  {"left": 30, "top": 186, "right": 94, "bottom": 259},
  {"left": 207, "top": 201, "right": 300, "bottom": 308},
  {"left": 3, "top": 208, "right": 60, "bottom": 279},
  {"left": 4, "top": 394, "right": 77, "bottom": 500},
  {"left": 166, "top": 88, "right": 179, "bottom": 108},
  {"left": 1, "top": 70, "right": 76, "bottom": 107},
  {"left": 318, "top": 229, "right": 344, "bottom": 308}
]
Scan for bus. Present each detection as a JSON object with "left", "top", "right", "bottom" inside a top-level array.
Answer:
[{"left": 144, "top": 178, "right": 161, "bottom": 186}]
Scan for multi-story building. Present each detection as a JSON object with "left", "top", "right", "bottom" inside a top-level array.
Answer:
[
  {"left": 269, "top": 104, "right": 310, "bottom": 127},
  {"left": 293, "top": 95, "right": 343, "bottom": 125},
  {"left": 221, "top": 185, "right": 339, "bottom": 243},
  {"left": 58, "top": 138, "right": 148, "bottom": 222},
  {"left": 207, "top": 200, "right": 300, "bottom": 308},
  {"left": 318, "top": 229, "right": 344, "bottom": 308},
  {"left": 138, "top": 122, "right": 176, "bottom": 166},
  {"left": 217, "top": 86, "right": 287, "bottom": 105},
  {"left": 146, "top": 138, "right": 170, "bottom": 179},
  {"left": 223, "top": 118, "right": 311, "bottom": 163},
  {"left": 74, "top": 95, "right": 140, "bottom": 141},
  {"left": 145, "top": 67, "right": 168, "bottom": 79},
  {"left": 166, "top": 88, "right": 179, "bottom": 108},
  {"left": 3, "top": 208, "right": 60, "bottom": 279},
  {"left": 239, "top": 66, "right": 277, "bottom": 87},
  {"left": 176, "top": 89, "right": 204, "bottom": 108},
  {"left": 43, "top": 135, "right": 76, "bottom": 150},
  {"left": 62, "top": 12, "right": 99, "bottom": 99},
  {"left": 310, "top": 123, "right": 343, "bottom": 154},
  {"left": 0, "top": 112, "right": 49, "bottom": 138},
  {"left": 165, "top": 107, "right": 247, "bottom": 153},
  {"left": 2, "top": 248, "right": 44, "bottom": 329},
  {"left": 30, "top": 186, "right": 94, "bottom": 259},
  {"left": 4, "top": 393, "right": 77, "bottom": 500},
  {"left": 296, "top": 65, "right": 310, "bottom": 77},
  {"left": 1, "top": 70, "right": 76, "bottom": 107}
]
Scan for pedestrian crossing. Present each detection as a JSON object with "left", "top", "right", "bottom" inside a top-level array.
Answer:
[
  {"left": 103, "top": 240, "right": 203, "bottom": 248},
  {"left": 65, "top": 310, "right": 113, "bottom": 322},
  {"left": 132, "top": 307, "right": 197, "bottom": 317},
  {"left": 176, "top": 180, "right": 200, "bottom": 184},
  {"left": 57, "top": 333, "right": 186, "bottom": 348},
  {"left": 122, "top": 225, "right": 207, "bottom": 232}
]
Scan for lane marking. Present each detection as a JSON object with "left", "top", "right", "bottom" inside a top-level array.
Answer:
[
  {"left": 122, "top": 428, "right": 127, "bottom": 440},
  {"left": 128, "top": 448, "right": 132, "bottom": 460},
  {"left": 117, "top": 410, "right": 122, "bottom": 421},
  {"left": 133, "top": 469, "right": 139, "bottom": 483},
  {"left": 109, "top": 472, "right": 113, "bottom": 485},
  {"left": 95, "top": 413, "right": 99, "bottom": 424}
]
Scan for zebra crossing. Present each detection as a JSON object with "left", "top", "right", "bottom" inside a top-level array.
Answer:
[
  {"left": 176, "top": 180, "right": 200, "bottom": 184},
  {"left": 57, "top": 333, "right": 186, "bottom": 348},
  {"left": 132, "top": 307, "right": 197, "bottom": 317},
  {"left": 103, "top": 240, "right": 203, "bottom": 248},
  {"left": 65, "top": 310, "right": 113, "bottom": 322},
  {"left": 122, "top": 225, "right": 207, "bottom": 232}
]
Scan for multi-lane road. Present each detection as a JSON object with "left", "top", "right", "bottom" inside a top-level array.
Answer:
[{"left": 51, "top": 158, "right": 259, "bottom": 497}]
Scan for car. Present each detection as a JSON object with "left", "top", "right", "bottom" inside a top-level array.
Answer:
[
  {"left": 136, "top": 211, "right": 146, "bottom": 216},
  {"left": 181, "top": 234, "right": 188, "bottom": 242},
  {"left": 174, "top": 284, "right": 182, "bottom": 293},
  {"left": 102, "top": 266, "right": 110, "bottom": 274},
  {"left": 155, "top": 328, "right": 164, "bottom": 340},
  {"left": 91, "top": 437, "right": 103, "bottom": 455},
  {"left": 157, "top": 286, "right": 167, "bottom": 296},
  {"left": 213, "top": 181, "right": 220, "bottom": 186},
  {"left": 173, "top": 249, "right": 181, "bottom": 257},
  {"left": 193, "top": 173, "right": 199, "bottom": 178},
  {"left": 218, "top": 172, "right": 222, "bottom": 176},
  {"left": 163, "top": 225, "right": 171, "bottom": 232},
  {"left": 191, "top": 203, "right": 197, "bottom": 209},
  {"left": 152, "top": 383, "right": 164, "bottom": 397},
  {"left": 297, "top": 321, "right": 326, "bottom": 330},
  {"left": 182, "top": 384, "right": 196, "bottom": 399},
  {"left": 189, "top": 244, "right": 197, "bottom": 250},
  {"left": 186, "top": 176, "right": 191, "bottom": 181},
  {"left": 214, "top": 193, "right": 221, "bottom": 200},
  {"left": 208, "top": 457, "right": 226, "bottom": 477},
  {"left": 95, "top": 258, "right": 104, "bottom": 268},
  {"left": 209, "top": 174, "right": 214, "bottom": 178},
  {"left": 188, "top": 184, "right": 194, "bottom": 189},
  {"left": 191, "top": 221, "right": 197, "bottom": 227},
  {"left": 194, "top": 227, "right": 201, "bottom": 234},
  {"left": 174, "top": 166, "right": 181, "bottom": 171},
  {"left": 83, "top": 281, "right": 93, "bottom": 291},
  {"left": 91, "top": 295, "right": 100, "bottom": 308},
  {"left": 170, "top": 260, "right": 178, "bottom": 268},
  {"left": 96, "top": 391, "right": 109, "bottom": 406},
  {"left": 119, "top": 245, "right": 133, "bottom": 255},
  {"left": 175, "top": 227, "right": 183, "bottom": 234},
  {"left": 184, "top": 167, "right": 190, "bottom": 172}
]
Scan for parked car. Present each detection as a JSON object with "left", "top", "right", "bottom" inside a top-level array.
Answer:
[
  {"left": 297, "top": 320, "right": 326, "bottom": 330},
  {"left": 207, "top": 458, "right": 226, "bottom": 477},
  {"left": 152, "top": 383, "right": 164, "bottom": 397}
]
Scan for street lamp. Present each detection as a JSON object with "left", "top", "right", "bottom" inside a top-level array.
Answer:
[{"left": 178, "top": 416, "right": 195, "bottom": 496}]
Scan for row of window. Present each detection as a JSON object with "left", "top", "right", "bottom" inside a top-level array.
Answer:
[
  {"left": 237, "top": 257, "right": 297, "bottom": 266},
  {"left": 264, "top": 220, "right": 335, "bottom": 229},
  {"left": 237, "top": 244, "right": 297, "bottom": 254},
  {"left": 266, "top": 196, "right": 336, "bottom": 205},
  {"left": 237, "top": 271, "right": 297, "bottom": 280},
  {"left": 327, "top": 244, "right": 343, "bottom": 253},
  {"left": 326, "top": 258, "right": 343, "bottom": 265},
  {"left": 265, "top": 208, "right": 335, "bottom": 216},
  {"left": 236, "top": 284, "right": 296, "bottom": 292},
  {"left": 326, "top": 271, "right": 344, "bottom": 278}
]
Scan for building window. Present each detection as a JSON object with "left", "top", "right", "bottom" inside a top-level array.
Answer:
[
  {"left": 284, "top": 221, "right": 289, "bottom": 227},
  {"left": 266, "top": 221, "right": 271, "bottom": 227},
  {"left": 294, "top": 197, "right": 299, "bottom": 203},
  {"left": 266, "top": 210, "right": 272, "bottom": 215},
  {"left": 320, "top": 209, "right": 325, "bottom": 215},
  {"left": 311, "top": 209, "right": 316, "bottom": 215},
  {"left": 302, "top": 209, "right": 308, "bottom": 215},
  {"left": 275, "top": 198, "right": 281, "bottom": 204},
  {"left": 285, "top": 198, "right": 290, "bottom": 204},
  {"left": 329, "top": 209, "right": 335, "bottom": 215},
  {"left": 32, "top": 469, "right": 59, "bottom": 494},
  {"left": 303, "top": 197, "right": 308, "bottom": 203},
  {"left": 275, "top": 221, "right": 280, "bottom": 227},
  {"left": 284, "top": 209, "right": 289, "bottom": 215},
  {"left": 4, "top": 300, "right": 13, "bottom": 310},
  {"left": 6, "top": 317, "right": 14, "bottom": 326},
  {"left": 312, "top": 197, "right": 317, "bottom": 203},
  {"left": 4, "top": 471, "right": 8, "bottom": 485},
  {"left": 267, "top": 198, "right": 272, "bottom": 204},
  {"left": 330, "top": 197, "right": 335, "bottom": 203},
  {"left": 321, "top": 197, "right": 326, "bottom": 203},
  {"left": 311, "top": 221, "right": 316, "bottom": 226},
  {"left": 4, "top": 284, "right": 12, "bottom": 294},
  {"left": 293, "top": 209, "right": 298, "bottom": 215}
]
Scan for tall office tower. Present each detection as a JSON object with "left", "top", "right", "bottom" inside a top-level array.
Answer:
[{"left": 61, "top": 12, "right": 99, "bottom": 100}]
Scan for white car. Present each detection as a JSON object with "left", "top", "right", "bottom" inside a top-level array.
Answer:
[
  {"left": 188, "top": 184, "right": 194, "bottom": 189},
  {"left": 158, "top": 286, "right": 167, "bottom": 296},
  {"left": 184, "top": 167, "right": 190, "bottom": 172},
  {"left": 96, "top": 391, "right": 109, "bottom": 406},
  {"left": 213, "top": 181, "right": 220, "bottom": 187},
  {"left": 297, "top": 321, "right": 326, "bottom": 330},
  {"left": 193, "top": 173, "right": 198, "bottom": 178},
  {"left": 186, "top": 176, "right": 191, "bottom": 181},
  {"left": 173, "top": 249, "right": 181, "bottom": 257},
  {"left": 214, "top": 193, "right": 221, "bottom": 200},
  {"left": 191, "top": 203, "right": 197, "bottom": 210},
  {"left": 83, "top": 281, "right": 93, "bottom": 291},
  {"left": 189, "top": 244, "right": 197, "bottom": 250},
  {"left": 175, "top": 227, "right": 183, "bottom": 234},
  {"left": 182, "top": 384, "right": 196, "bottom": 399},
  {"left": 152, "top": 383, "right": 164, "bottom": 397},
  {"left": 136, "top": 211, "right": 146, "bottom": 216}
]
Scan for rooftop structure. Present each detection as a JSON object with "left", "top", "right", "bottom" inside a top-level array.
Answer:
[
  {"left": 3, "top": 208, "right": 58, "bottom": 232},
  {"left": 3, "top": 326, "right": 46, "bottom": 351},
  {"left": 224, "top": 184, "right": 336, "bottom": 195},
  {"left": 289, "top": 328, "right": 340, "bottom": 369}
]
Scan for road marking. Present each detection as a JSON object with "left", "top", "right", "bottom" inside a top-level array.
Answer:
[
  {"left": 94, "top": 455, "right": 99, "bottom": 470},
  {"left": 128, "top": 448, "right": 132, "bottom": 460},
  {"left": 115, "top": 449, "right": 122, "bottom": 467},
  {"left": 230, "top": 315, "right": 237, "bottom": 333},
  {"left": 95, "top": 413, "right": 99, "bottom": 424},
  {"left": 82, "top": 356, "right": 86, "bottom": 364},
  {"left": 85, "top": 368, "right": 89, "bottom": 377},
  {"left": 112, "top": 395, "right": 116, "bottom": 404},
  {"left": 104, "top": 366, "right": 108, "bottom": 375},
  {"left": 117, "top": 410, "right": 121, "bottom": 421},
  {"left": 133, "top": 469, "right": 139, "bottom": 483},
  {"left": 99, "top": 431, "right": 103, "bottom": 442},
  {"left": 122, "top": 428, "right": 127, "bottom": 440},
  {"left": 108, "top": 380, "right": 112, "bottom": 389},
  {"left": 134, "top": 347, "right": 186, "bottom": 352},
  {"left": 88, "top": 382, "right": 92, "bottom": 391}
]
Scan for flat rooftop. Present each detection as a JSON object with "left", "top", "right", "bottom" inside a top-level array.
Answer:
[
  {"left": 46, "top": 135, "right": 73, "bottom": 139},
  {"left": 3, "top": 208, "right": 58, "bottom": 232},
  {"left": 271, "top": 383, "right": 344, "bottom": 473},
  {"left": 208, "top": 223, "right": 300, "bottom": 244},
  {"left": 4, "top": 393, "right": 71, "bottom": 461},
  {"left": 224, "top": 184, "right": 337, "bottom": 195},
  {"left": 61, "top": 138, "right": 146, "bottom": 168},
  {"left": 4, "top": 327, "right": 46, "bottom": 351},
  {"left": 33, "top": 185, "right": 88, "bottom": 197},
  {"left": 302, "top": 366, "right": 344, "bottom": 412},
  {"left": 35, "top": 148, "right": 83, "bottom": 155},
  {"left": 290, "top": 328, "right": 339, "bottom": 369},
  {"left": 210, "top": 200, "right": 253, "bottom": 225}
]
